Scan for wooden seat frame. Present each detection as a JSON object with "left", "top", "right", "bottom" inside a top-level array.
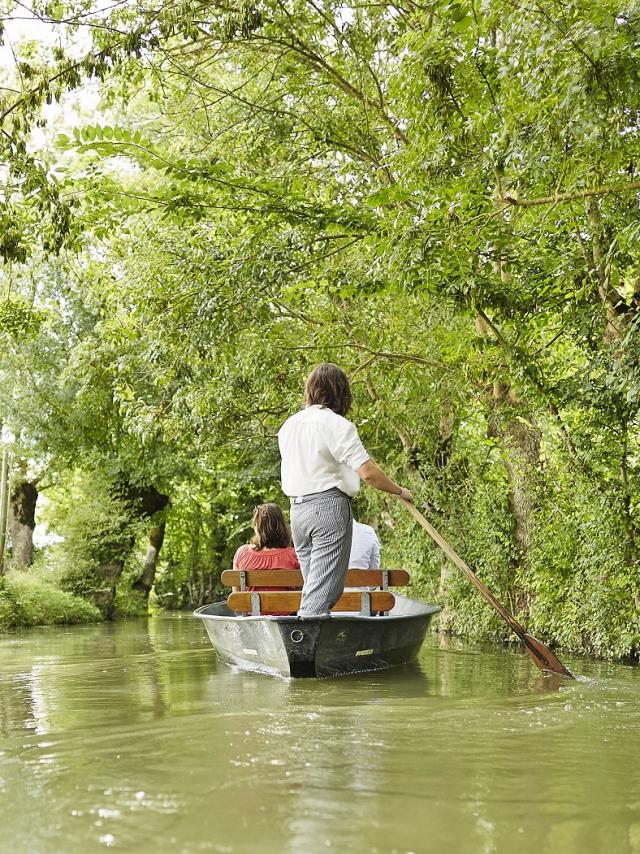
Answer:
[
  {"left": 227, "top": 589, "right": 395, "bottom": 616},
  {"left": 222, "top": 568, "right": 409, "bottom": 617},
  {"left": 221, "top": 568, "right": 409, "bottom": 590}
]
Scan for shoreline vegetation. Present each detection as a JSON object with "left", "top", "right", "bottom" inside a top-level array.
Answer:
[
  {"left": 0, "top": 573, "right": 102, "bottom": 632},
  {"left": 1, "top": 2, "right": 639, "bottom": 658}
]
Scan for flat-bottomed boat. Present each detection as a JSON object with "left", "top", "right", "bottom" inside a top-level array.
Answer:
[{"left": 194, "top": 568, "right": 440, "bottom": 678}]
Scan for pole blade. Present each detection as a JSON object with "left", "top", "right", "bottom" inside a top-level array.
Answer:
[{"left": 522, "top": 633, "right": 574, "bottom": 678}]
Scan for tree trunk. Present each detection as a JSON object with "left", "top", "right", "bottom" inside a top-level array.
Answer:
[
  {"left": 435, "top": 397, "right": 454, "bottom": 471},
  {"left": 434, "top": 397, "right": 457, "bottom": 629},
  {"left": 133, "top": 522, "right": 166, "bottom": 598},
  {"left": 0, "top": 448, "right": 9, "bottom": 576},
  {"left": 476, "top": 298, "right": 543, "bottom": 576},
  {"left": 95, "top": 482, "right": 169, "bottom": 614},
  {"left": 488, "top": 382, "right": 541, "bottom": 570},
  {"left": 585, "top": 198, "right": 630, "bottom": 345},
  {"left": 94, "top": 559, "right": 125, "bottom": 619},
  {"left": 501, "top": 421, "right": 540, "bottom": 561},
  {"left": 9, "top": 478, "right": 38, "bottom": 568}
]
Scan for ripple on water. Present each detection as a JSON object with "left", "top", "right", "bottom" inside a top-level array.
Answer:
[{"left": 0, "top": 620, "right": 639, "bottom": 854}]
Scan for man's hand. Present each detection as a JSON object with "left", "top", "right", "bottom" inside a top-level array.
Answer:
[{"left": 397, "top": 487, "right": 413, "bottom": 503}]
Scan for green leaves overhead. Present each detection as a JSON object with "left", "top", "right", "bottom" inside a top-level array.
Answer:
[
  {"left": 1, "top": 0, "right": 640, "bottom": 653},
  {"left": 0, "top": 296, "right": 45, "bottom": 338},
  {"left": 64, "top": 125, "right": 148, "bottom": 148}
]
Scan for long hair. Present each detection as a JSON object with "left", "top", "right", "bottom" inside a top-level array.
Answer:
[
  {"left": 304, "top": 363, "right": 352, "bottom": 417},
  {"left": 251, "top": 503, "right": 291, "bottom": 549}
]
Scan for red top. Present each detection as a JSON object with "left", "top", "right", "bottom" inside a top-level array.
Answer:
[
  {"left": 232, "top": 544, "right": 300, "bottom": 571},
  {"left": 232, "top": 545, "right": 300, "bottom": 616}
]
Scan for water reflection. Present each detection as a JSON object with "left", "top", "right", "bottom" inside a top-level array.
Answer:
[
  {"left": 531, "top": 673, "right": 570, "bottom": 694},
  {"left": 0, "top": 617, "right": 639, "bottom": 854}
]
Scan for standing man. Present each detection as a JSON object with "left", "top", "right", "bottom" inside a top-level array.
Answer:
[{"left": 278, "top": 363, "right": 413, "bottom": 617}]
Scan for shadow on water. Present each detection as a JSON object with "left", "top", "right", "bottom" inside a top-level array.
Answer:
[{"left": 203, "top": 657, "right": 431, "bottom": 707}]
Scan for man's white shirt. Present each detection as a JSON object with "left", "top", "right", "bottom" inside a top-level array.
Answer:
[
  {"left": 278, "top": 405, "right": 370, "bottom": 497},
  {"left": 349, "top": 521, "right": 381, "bottom": 569}
]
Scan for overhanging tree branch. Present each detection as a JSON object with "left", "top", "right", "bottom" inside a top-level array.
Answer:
[{"left": 503, "top": 180, "right": 640, "bottom": 208}]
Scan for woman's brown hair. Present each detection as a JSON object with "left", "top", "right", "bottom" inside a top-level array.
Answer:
[
  {"left": 304, "top": 363, "right": 352, "bottom": 417},
  {"left": 251, "top": 503, "right": 291, "bottom": 550}
]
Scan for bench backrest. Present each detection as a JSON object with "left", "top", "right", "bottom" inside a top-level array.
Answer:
[
  {"left": 227, "top": 590, "right": 395, "bottom": 616},
  {"left": 221, "top": 568, "right": 409, "bottom": 590}
]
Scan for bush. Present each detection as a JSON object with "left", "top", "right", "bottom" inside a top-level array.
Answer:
[
  {"left": 0, "top": 572, "right": 103, "bottom": 631},
  {"left": 40, "top": 468, "right": 147, "bottom": 616}
]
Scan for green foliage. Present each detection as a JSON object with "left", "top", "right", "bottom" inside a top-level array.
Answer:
[
  {"left": 1, "top": 0, "right": 640, "bottom": 659},
  {"left": 0, "top": 295, "right": 45, "bottom": 337},
  {"left": 525, "top": 471, "right": 640, "bottom": 659},
  {"left": 0, "top": 573, "right": 102, "bottom": 631},
  {"left": 43, "top": 468, "right": 143, "bottom": 600}
]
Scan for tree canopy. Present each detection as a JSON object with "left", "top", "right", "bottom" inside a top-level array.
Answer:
[{"left": 1, "top": 0, "right": 639, "bottom": 655}]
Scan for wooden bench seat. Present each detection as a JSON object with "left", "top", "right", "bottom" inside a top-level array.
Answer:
[
  {"left": 221, "top": 569, "right": 410, "bottom": 589},
  {"left": 227, "top": 590, "right": 395, "bottom": 615}
]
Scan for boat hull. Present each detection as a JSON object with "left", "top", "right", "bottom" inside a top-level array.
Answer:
[{"left": 194, "top": 594, "right": 441, "bottom": 678}]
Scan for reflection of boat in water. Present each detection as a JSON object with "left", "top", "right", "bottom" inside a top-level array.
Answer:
[{"left": 194, "top": 593, "right": 441, "bottom": 678}]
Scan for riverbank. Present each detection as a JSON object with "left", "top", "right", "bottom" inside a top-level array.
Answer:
[
  {"left": 1, "top": 574, "right": 638, "bottom": 668},
  {"left": 0, "top": 572, "right": 102, "bottom": 631}
]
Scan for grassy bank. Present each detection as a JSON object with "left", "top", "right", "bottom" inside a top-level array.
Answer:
[{"left": 0, "top": 573, "right": 102, "bottom": 632}]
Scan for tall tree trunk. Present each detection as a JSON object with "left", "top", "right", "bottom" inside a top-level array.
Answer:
[
  {"left": 475, "top": 301, "right": 542, "bottom": 578},
  {"left": 488, "top": 382, "right": 541, "bottom": 573},
  {"left": 9, "top": 477, "right": 38, "bottom": 568},
  {"left": 133, "top": 522, "right": 166, "bottom": 598},
  {"left": 585, "top": 198, "right": 630, "bottom": 345},
  {"left": 92, "top": 483, "right": 168, "bottom": 618},
  {"left": 435, "top": 397, "right": 456, "bottom": 618},
  {"left": 501, "top": 421, "right": 540, "bottom": 563},
  {"left": 435, "top": 397, "right": 454, "bottom": 471}
]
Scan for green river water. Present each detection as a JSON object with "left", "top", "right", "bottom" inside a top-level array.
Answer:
[{"left": 1, "top": 614, "right": 639, "bottom": 854}]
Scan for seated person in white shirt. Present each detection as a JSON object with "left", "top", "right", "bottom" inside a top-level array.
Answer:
[
  {"left": 278, "top": 363, "right": 413, "bottom": 617},
  {"left": 346, "top": 517, "right": 382, "bottom": 594},
  {"left": 349, "top": 518, "right": 381, "bottom": 570}
]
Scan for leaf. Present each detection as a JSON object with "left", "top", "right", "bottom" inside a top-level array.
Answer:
[
  {"left": 365, "top": 188, "right": 391, "bottom": 207},
  {"left": 452, "top": 14, "right": 472, "bottom": 32}
]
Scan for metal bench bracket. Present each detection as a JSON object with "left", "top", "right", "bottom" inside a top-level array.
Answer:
[{"left": 360, "top": 591, "right": 371, "bottom": 616}]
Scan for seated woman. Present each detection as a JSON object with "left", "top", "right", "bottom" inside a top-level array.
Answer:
[{"left": 233, "top": 504, "right": 299, "bottom": 614}]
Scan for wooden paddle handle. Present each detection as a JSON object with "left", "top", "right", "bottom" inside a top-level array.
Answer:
[{"left": 398, "top": 497, "right": 528, "bottom": 640}]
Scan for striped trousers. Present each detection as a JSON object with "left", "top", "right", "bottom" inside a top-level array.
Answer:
[{"left": 290, "top": 488, "right": 353, "bottom": 617}]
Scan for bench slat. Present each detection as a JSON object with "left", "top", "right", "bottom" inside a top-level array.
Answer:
[
  {"left": 221, "top": 569, "right": 410, "bottom": 588},
  {"left": 227, "top": 590, "right": 395, "bottom": 613}
]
